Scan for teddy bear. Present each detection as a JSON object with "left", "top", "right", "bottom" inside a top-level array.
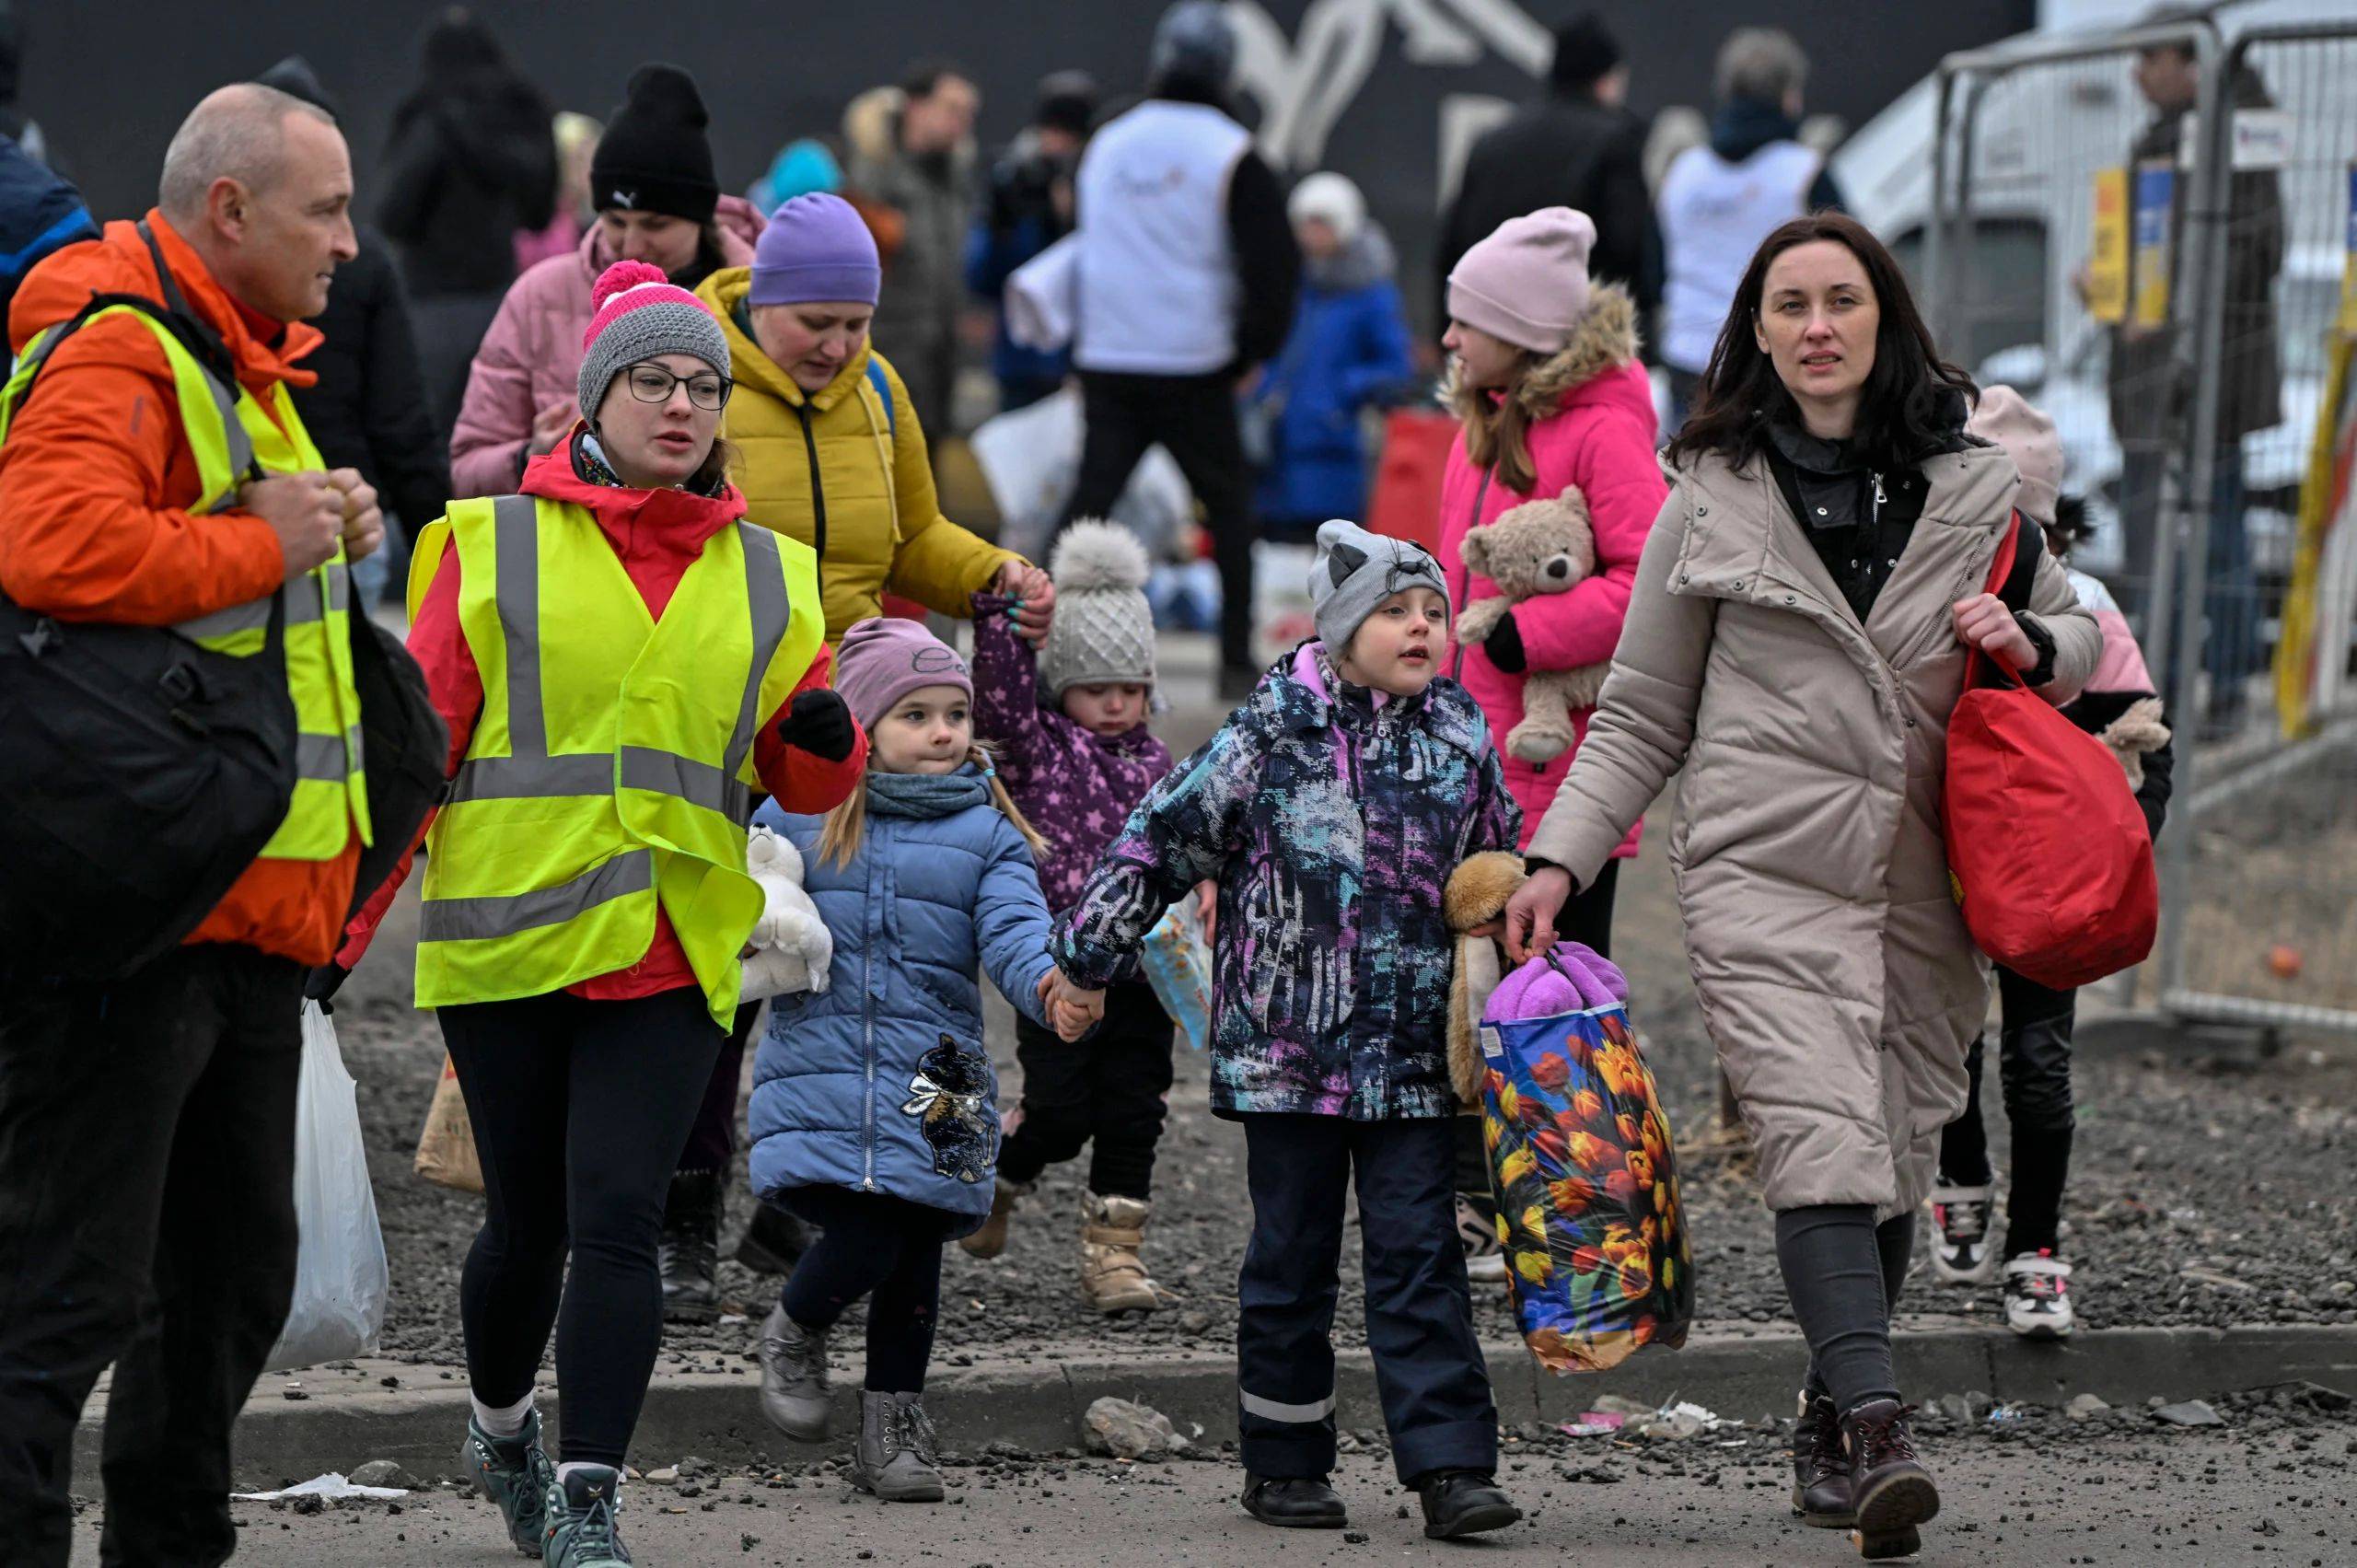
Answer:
[
  {"left": 739, "top": 824, "right": 833, "bottom": 1002},
  {"left": 1455, "top": 491, "right": 1613, "bottom": 763},
  {"left": 1443, "top": 850, "right": 1529, "bottom": 1108}
]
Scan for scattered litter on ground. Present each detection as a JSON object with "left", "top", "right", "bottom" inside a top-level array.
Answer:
[
  {"left": 232, "top": 1472, "right": 408, "bottom": 1502},
  {"left": 2153, "top": 1399, "right": 2225, "bottom": 1427}
]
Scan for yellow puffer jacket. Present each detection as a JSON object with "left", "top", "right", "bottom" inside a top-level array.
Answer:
[{"left": 697, "top": 266, "right": 1017, "bottom": 637}]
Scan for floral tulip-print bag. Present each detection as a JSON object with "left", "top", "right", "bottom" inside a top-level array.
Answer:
[{"left": 1479, "top": 942, "right": 1694, "bottom": 1374}]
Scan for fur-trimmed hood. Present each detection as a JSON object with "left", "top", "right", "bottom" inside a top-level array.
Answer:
[{"left": 1445, "top": 282, "right": 1640, "bottom": 426}]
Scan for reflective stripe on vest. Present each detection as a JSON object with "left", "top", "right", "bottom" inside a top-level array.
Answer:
[
  {"left": 414, "top": 493, "right": 823, "bottom": 1027},
  {"left": 0, "top": 305, "right": 369, "bottom": 862}
]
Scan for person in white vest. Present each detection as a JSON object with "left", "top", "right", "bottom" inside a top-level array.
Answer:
[
  {"left": 1061, "top": 0, "right": 1300, "bottom": 698},
  {"left": 1655, "top": 27, "right": 1844, "bottom": 431}
]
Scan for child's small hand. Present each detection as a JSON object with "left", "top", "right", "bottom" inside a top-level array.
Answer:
[
  {"left": 1041, "top": 970, "right": 1105, "bottom": 1041},
  {"left": 995, "top": 562, "right": 1056, "bottom": 647},
  {"left": 1193, "top": 880, "right": 1217, "bottom": 947}
]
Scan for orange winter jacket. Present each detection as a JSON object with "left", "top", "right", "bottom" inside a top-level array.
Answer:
[{"left": 0, "top": 211, "right": 361, "bottom": 967}]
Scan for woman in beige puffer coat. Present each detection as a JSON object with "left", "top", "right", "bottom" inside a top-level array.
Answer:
[{"left": 1505, "top": 215, "right": 2100, "bottom": 1558}]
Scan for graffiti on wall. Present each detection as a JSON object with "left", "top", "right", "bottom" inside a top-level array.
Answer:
[{"left": 1226, "top": 0, "right": 1549, "bottom": 173}]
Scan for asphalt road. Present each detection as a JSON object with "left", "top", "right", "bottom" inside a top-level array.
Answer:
[{"left": 65, "top": 1423, "right": 2357, "bottom": 1567}]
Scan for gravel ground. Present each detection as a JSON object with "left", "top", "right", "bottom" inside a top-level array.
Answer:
[
  {"left": 333, "top": 662, "right": 2357, "bottom": 1374},
  {"left": 69, "top": 1384, "right": 2357, "bottom": 1565}
]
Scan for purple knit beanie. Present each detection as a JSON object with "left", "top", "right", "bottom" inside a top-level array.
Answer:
[
  {"left": 1447, "top": 206, "right": 1596, "bottom": 354},
  {"left": 832, "top": 617, "right": 972, "bottom": 731},
  {"left": 749, "top": 192, "right": 882, "bottom": 308}
]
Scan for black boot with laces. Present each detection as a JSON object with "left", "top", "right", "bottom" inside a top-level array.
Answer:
[
  {"left": 1841, "top": 1399, "right": 1939, "bottom": 1560},
  {"left": 1791, "top": 1389, "right": 1852, "bottom": 1527}
]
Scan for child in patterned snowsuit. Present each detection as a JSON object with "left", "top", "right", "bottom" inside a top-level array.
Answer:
[
  {"left": 965, "top": 521, "right": 1184, "bottom": 1312},
  {"left": 745, "top": 619, "right": 1075, "bottom": 1504},
  {"left": 1051, "top": 521, "right": 1527, "bottom": 1539}
]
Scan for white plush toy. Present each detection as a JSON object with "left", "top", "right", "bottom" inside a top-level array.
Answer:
[{"left": 740, "top": 825, "right": 833, "bottom": 1002}]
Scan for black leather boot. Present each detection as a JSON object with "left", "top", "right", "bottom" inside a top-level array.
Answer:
[
  {"left": 1841, "top": 1399, "right": 1939, "bottom": 1560},
  {"left": 733, "top": 1197, "right": 813, "bottom": 1275},
  {"left": 1791, "top": 1390, "right": 1852, "bottom": 1527},
  {"left": 1240, "top": 1473, "right": 1346, "bottom": 1528},
  {"left": 659, "top": 1169, "right": 723, "bottom": 1325},
  {"left": 1414, "top": 1470, "right": 1521, "bottom": 1539}
]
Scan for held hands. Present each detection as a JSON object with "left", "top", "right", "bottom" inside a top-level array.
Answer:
[
  {"left": 994, "top": 561, "right": 1055, "bottom": 647},
  {"left": 1501, "top": 865, "right": 1574, "bottom": 963},
  {"left": 775, "top": 689, "right": 858, "bottom": 763},
  {"left": 1951, "top": 593, "right": 2036, "bottom": 670},
  {"left": 1038, "top": 969, "right": 1105, "bottom": 1042}
]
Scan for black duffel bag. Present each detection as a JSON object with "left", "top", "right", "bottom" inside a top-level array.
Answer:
[
  {"left": 345, "top": 607, "right": 447, "bottom": 920},
  {"left": 0, "top": 595, "right": 298, "bottom": 981}
]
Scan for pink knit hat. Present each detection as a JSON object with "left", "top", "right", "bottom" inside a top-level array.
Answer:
[
  {"left": 1967, "top": 384, "right": 2062, "bottom": 527},
  {"left": 831, "top": 617, "right": 972, "bottom": 731},
  {"left": 575, "top": 259, "right": 731, "bottom": 422},
  {"left": 1447, "top": 206, "right": 1596, "bottom": 354}
]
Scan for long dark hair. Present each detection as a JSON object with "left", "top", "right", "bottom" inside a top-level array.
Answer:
[{"left": 1666, "top": 212, "right": 1974, "bottom": 473}]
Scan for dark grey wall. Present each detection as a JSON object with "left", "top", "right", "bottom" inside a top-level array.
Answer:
[{"left": 23, "top": 0, "right": 2031, "bottom": 321}]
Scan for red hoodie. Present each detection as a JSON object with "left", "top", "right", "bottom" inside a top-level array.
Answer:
[{"left": 339, "top": 442, "right": 865, "bottom": 998}]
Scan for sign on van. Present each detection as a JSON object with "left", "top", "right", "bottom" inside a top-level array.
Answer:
[{"left": 2175, "top": 110, "right": 2292, "bottom": 172}]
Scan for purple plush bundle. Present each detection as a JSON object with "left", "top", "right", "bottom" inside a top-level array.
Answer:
[{"left": 1482, "top": 941, "right": 1629, "bottom": 1025}]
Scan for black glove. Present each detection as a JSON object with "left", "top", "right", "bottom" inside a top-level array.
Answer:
[
  {"left": 1482, "top": 610, "right": 1528, "bottom": 674},
  {"left": 776, "top": 689, "right": 857, "bottom": 763},
  {"left": 304, "top": 961, "right": 349, "bottom": 1012}
]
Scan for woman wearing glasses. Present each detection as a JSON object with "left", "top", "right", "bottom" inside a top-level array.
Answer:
[{"left": 336, "top": 260, "right": 867, "bottom": 1568}]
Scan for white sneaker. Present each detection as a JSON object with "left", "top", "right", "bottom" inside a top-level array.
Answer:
[
  {"left": 2003, "top": 1250, "right": 2074, "bottom": 1339},
  {"left": 1928, "top": 1184, "right": 2001, "bottom": 1284},
  {"left": 1457, "top": 1193, "right": 1507, "bottom": 1283}
]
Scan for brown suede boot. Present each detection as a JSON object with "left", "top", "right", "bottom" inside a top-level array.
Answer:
[
  {"left": 959, "top": 1177, "right": 1031, "bottom": 1260},
  {"left": 1079, "top": 1192, "right": 1178, "bottom": 1313}
]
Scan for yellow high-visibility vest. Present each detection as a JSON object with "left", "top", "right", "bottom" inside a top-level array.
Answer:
[
  {"left": 0, "top": 304, "right": 369, "bottom": 860},
  {"left": 413, "top": 494, "right": 824, "bottom": 1027}
]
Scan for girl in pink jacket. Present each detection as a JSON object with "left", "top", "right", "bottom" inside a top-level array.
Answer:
[{"left": 1434, "top": 206, "right": 1666, "bottom": 1278}]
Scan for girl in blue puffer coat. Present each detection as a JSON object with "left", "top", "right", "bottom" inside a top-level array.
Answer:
[{"left": 747, "top": 617, "right": 1081, "bottom": 1504}]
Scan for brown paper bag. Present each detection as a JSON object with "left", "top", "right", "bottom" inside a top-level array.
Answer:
[{"left": 413, "top": 1053, "right": 484, "bottom": 1194}]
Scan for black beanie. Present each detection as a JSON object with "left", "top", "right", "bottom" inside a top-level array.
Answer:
[
  {"left": 1549, "top": 13, "right": 1622, "bottom": 91},
  {"left": 590, "top": 63, "right": 720, "bottom": 224}
]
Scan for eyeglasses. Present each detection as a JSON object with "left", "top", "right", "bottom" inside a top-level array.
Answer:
[{"left": 625, "top": 365, "right": 732, "bottom": 411}]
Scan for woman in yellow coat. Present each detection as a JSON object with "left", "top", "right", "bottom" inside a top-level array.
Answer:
[{"left": 696, "top": 192, "right": 1052, "bottom": 638}]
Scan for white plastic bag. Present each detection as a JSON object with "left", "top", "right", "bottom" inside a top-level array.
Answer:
[
  {"left": 265, "top": 1002, "right": 389, "bottom": 1372},
  {"left": 969, "top": 387, "right": 1195, "bottom": 564}
]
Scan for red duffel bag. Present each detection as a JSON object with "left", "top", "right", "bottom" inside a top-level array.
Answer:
[{"left": 1944, "top": 520, "right": 2157, "bottom": 989}]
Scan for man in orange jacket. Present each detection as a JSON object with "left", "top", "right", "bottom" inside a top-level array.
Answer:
[{"left": 0, "top": 84, "right": 383, "bottom": 1565}]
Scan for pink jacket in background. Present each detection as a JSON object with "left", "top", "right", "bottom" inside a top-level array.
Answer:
[
  {"left": 449, "top": 196, "right": 765, "bottom": 498},
  {"left": 1436, "top": 285, "right": 1665, "bottom": 856}
]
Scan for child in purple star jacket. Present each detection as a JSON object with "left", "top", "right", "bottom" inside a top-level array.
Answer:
[{"left": 965, "top": 520, "right": 1180, "bottom": 1313}]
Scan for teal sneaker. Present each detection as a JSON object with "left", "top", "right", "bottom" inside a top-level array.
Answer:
[
  {"left": 542, "top": 1465, "right": 633, "bottom": 1566},
  {"left": 459, "top": 1408, "right": 557, "bottom": 1558}
]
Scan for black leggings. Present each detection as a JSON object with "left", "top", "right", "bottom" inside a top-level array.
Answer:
[
  {"left": 777, "top": 1189, "right": 946, "bottom": 1394},
  {"left": 1777, "top": 1206, "right": 1917, "bottom": 1416},
  {"left": 1938, "top": 966, "right": 2077, "bottom": 1257},
  {"left": 440, "top": 986, "right": 725, "bottom": 1466},
  {"left": 1000, "top": 980, "right": 1176, "bottom": 1199},
  {"left": 1456, "top": 861, "right": 1620, "bottom": 1198}
]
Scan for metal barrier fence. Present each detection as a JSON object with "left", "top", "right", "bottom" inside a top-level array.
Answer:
[{"left": 1925, "top": 18, "right": 2357, "bottom": 1040}]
